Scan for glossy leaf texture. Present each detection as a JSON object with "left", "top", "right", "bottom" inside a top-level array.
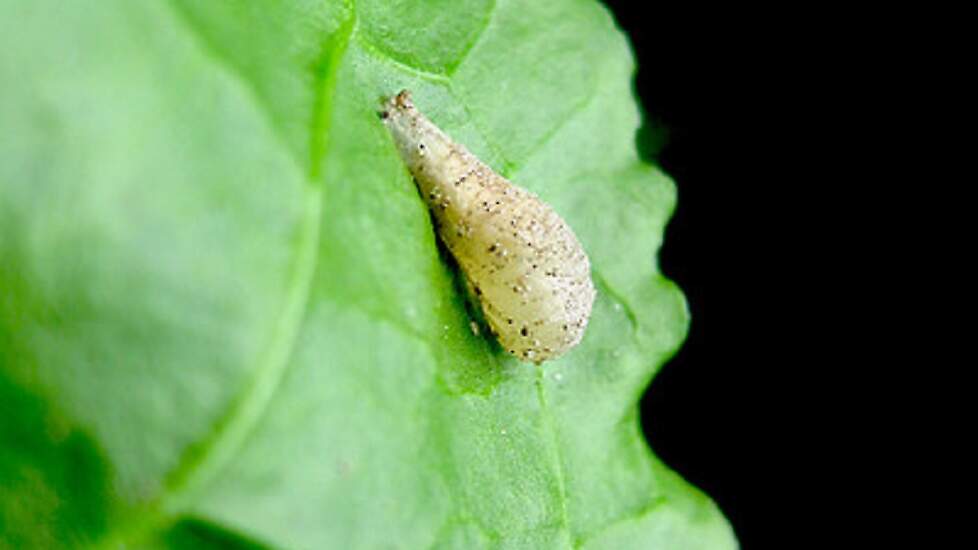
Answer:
[{"left": 0, "top": 1, "right": 736, "bottom": 548}]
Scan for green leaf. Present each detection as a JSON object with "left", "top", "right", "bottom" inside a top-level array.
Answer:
[{"left": 0, "top": 0, "right": 736, "bottom": 548}]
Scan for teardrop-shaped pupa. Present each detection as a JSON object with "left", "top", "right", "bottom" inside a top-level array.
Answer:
[{"left": 381, "top": 90, "right": 595, "bottom": 363}]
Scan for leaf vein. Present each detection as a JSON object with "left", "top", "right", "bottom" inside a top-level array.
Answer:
[
  {"left": 128, "top": 0, "right": 351, "bottom": 529},
  {"left": 444, "top": 0, "right": 497, "bottom": 77}
]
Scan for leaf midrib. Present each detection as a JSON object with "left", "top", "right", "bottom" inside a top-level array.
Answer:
[
  {"left": 154, "top": 2, "right": 351, "bottom": 512},
  {"left": 93, "top": 2, "right": 353, "bottom": 547}
]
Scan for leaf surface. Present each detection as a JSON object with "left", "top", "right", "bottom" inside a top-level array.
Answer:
[{"left": 0, "top": 1, "right": 735, "bottom": 548}]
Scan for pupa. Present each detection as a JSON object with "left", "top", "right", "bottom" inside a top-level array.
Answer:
[{"left": 381, "top": 90, "right": 595, "bottom": 363}]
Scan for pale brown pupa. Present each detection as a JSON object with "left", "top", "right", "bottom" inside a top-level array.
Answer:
[{"left": 381, "top": 90, "right": 595, "bottom": 363}]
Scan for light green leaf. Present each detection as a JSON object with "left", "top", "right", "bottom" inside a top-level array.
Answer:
[{"left": 0, "top": 0, "right": 736, "bottom": 548}]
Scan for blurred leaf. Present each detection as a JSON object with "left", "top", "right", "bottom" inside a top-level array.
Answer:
[{"left": 0, "top": 0, "right": 734, "bottom": 548}]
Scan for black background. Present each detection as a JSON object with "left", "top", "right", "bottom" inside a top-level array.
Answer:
[{"left": 599, "top": 2, "right": 818, "bottom": 547}]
